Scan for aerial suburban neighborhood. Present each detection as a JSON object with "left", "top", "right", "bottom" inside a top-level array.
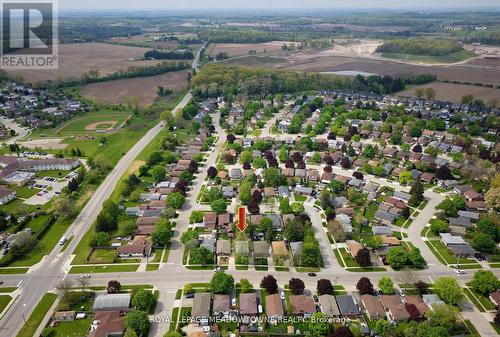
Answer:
[{"left": 0, "top": 1, "right": 498, "bottom": 337}]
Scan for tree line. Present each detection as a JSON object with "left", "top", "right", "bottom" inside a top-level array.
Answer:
[
  {"left": 144, "top": 49, "right": 194, "bottom": 60},
  {"left": 192, "top": 64, "right": 435, "bottom": 98},
  {"left": 376, "top": 38, "right": 464, "bottom": 56}
]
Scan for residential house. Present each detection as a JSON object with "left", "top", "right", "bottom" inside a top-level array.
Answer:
[
  {"left": 319, "top": 294, "right": 341, "bottom": 317},
  {"left": 266, "top": 294, "right": 284, "bottom": 323},
  {"left": 213, "top": 294, "right": 231, "bottom": 318},
  {"left": 422, "top": 294, "right": 445, "bottom": 310},
  {"left": 289, "top": 295, "right": 315, "bottom": 318},
  {"left": 404, "top": 295, "right": 429, "bottom": 316},
  {"left": 0, "top": 186, "right": 16, "bottom": 205},
  {"left": 93, "top": 294, "right": 131, "bottom": 312},
  {"left": 336, "top": 295, "right": 360, "bottom": 317},
  {"left": 379, "top": 295, "right": 410, "bottom": 322},
  {"left": 192, "top": 292, "right": 212, "bottom": 325},
  {"left": 88, "top": 311, "right": 125, "bottom": 337},
  {"left": 204, "top": 212, "right": 217, "bottom": 230},
  {"left": 116, "top": 243, "right": 151, "bottom": 258},
  {"left": 239, "top": 293, "right": 258, "bottom": 317},
  {"left": 360, "top": 295, "right": 385, "bottom": 320},
  {"left": 216, "top": 239, "right": 231, "bottom": 257}
]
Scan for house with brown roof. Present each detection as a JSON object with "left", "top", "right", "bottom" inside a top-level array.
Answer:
[
  {"left": 53, "top": 311, "right": 76, "bottom": 322},
  {"left": 213, "top": 294, "right": 231, "bottom": 317},
  {"left": 380, "top": 236, "right": 400, "bottom": 246},
  {"left": 264, "top": 187, "right": 276, "bottom": 197},
  {"left": 289, "top": 295, "right": 315, "bottom": 317},
  {"left": 239, "top": 293, "right": 258, "bottom": 317},
  {"left": 117, "top": 243, "right": 151, "bottom": 258},
  {"left": 204, "top": 212, "right": 217, "bottom": 229},
  {"left": 379, "top": 295, "right": 410, "bottom": 322},
  {"left": 489, "top": 290, "right": 500, "bottom": 307},
  {"left": 404, "top": 295, "right": 429, "bottom": 316},
  {"left": 136, "top": 216, "right": 160, "bottom": 226},
  {"left": 346, "top": 240, "right": 363, "bottom": 259},
  {"left": 88, "top": 311, "right": 125, "bottom": 337},
  {"left": 319, "top": 294, "right": 340, "bottom": 317},
  {"left": 361, "top": 295, "right": 385, "bottom": 320},
  {"left": 266, "top": 294, "right": 284, "bottom": 322}
]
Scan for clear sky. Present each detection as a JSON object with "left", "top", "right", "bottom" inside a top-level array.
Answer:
[{"left": 59, "top": 0, "right": 499, "bottom": 11}]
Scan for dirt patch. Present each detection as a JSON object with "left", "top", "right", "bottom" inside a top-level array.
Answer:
[
  {"left": 84, "top": 120, "right": 118, "bottom": 131},
  {"left": 398, "top": 82, "right": 500, "bottom": 103},
  {"left": 7, "top": 42, "right": 161, "bottom": 83},
  {"left": 207, "top": 41, "right": 291, "bottom": 57},
  {"left": 80, "top": 69, "right": 189, "bottom": 108},
  {"left": 19, "top": 138, "right": 67, "bottom": 150}
]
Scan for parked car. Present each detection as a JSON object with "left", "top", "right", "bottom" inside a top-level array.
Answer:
[
  {"left": 308, "top": 273, "right": 317, "bottom": 277},
  {"left": 313, "top": 295, "right": 319, "bottom": 303}
]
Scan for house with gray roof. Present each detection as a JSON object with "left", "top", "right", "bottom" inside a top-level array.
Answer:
[
  {"left": 192, "top": 292, "right": 212, "bottom": 325},
  {"left": 374, "top": 210, "right": 396, "bottom": 225},
  {"left": 277, "top": 185, "right": 290, "bottom": 198},
  {"left": 372, "top": 226, "right": 393, "bottom": 236},
  {"left": 393, "top": 191, "right": 411, "bottom": 202},
  {"left": 93, "top": 293, "right": 131, "bottom": 312},
  {"left": 335, "top": 295, "right": 359, "bottom": 317},
  {"left": 319, "top": 295, "right": 340, "bottom": 317},
  {"left": 290, "top": 242, "right": 303, "bottom": 257},
  {"left": 458, "top": 210, "right": 480, "bottom": 220},
  {"left": 439, "top": 233, "right": 466, "bottom": 246}
]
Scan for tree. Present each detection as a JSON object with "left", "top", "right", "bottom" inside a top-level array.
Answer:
[
  {"left": 9, "top": 232, "right": 37, "bottom": 258},
  {"left": 164, "top": 331, "right": 182, "bottom": 337},
  {"left": 355, "top": 248, "right": 371, "bottom": 267},
  {"left": 415, "top": 87, "right": 425, "bottom": 98},
  {"left": 430, "top": 218, "right": 450, "bottom": 234},
  {"left": 89, "top": 232, "right": 111, "bottom": 247},
  {"left": 166, "top": 192, "right": 185, "bottom": 209},
  {"left": 373, "top": 319, "right": 390, "bottom": 335},
  {"left": 405, "top": 303, "right": 421, "bottom": 320},
  {"left": 132, "top": 289, "right": 156, "bottom": 312},
  {"left": 409, "top": 180, "right": 424, "bottom": 203},
  {"left": 210, "top": 199, "right": 227, "bottom": 214},
  {"left": 408, "top": 248, "right": 426, "bottom": 268},
  {"left": 309, "top": 312, "right": 332, "bottom": 337},
  {"left": 207, "top": 166, "right": 217, "bottom": 179},
  {"left": 378, "top": 277, "right": 395, "bottom": 295},
  {"left": 263, "top": 167, "right": 286, "bottom": 187},
  {"left": 209, "top": 271, "right": 234, "bottom": 294},
  {"left": 151, "top": 220, "right": 173, "bottom": 247},
  {"left": 124, "top": 310, "right": 150, "bottom": 336},
  {"left": 436, "top": 199, "right": 457, "bottom": 217},
  {"left": 302, "top": 242, "right": 322, "bottom": 267},
  {"left": 260, "top": 275, "right": 278, "bottom": 294},
  {"left": 425, "top": 87, "right": 436, "bottom": 100},
  {"left": 356, "top": 277, "right": 374, "bottom": 295},
  {"left": 240, "top": 279, "right": 253, "bottom": 293},
  {"left": 289, "top": 278, "right": 305, "bottom": 295},
  {"left": 107, "top": 280, "right": 121, "bottom": 294},
  {"left": 415, "top": 281, "right": 429, "bottom": 295},
  {"left": 340, "top": 157, "right": 350, "bottom": 169},
  {"left": 433, "top": 277, "right": 464, "bottom": 305},
  {"left": 190, "top": 246, "right": 213, "bottom": 265},
  {"left": 55, "top": 279, "right": 73, "bottom": 298},
  {"left": 125, "top": 330, "right": 139, "bottom": 337},
  {"left": 435, "top": 166, "right": 452, "bottom": 180},
  {"left": 386, "top": 247, "right": 408, "bottom": 269},
  {"left": 425, "top": 304, "right": 458, "bottom": 331},
  {"left": 317, "top": 279, "right": 334, "bottom": 295},
  {"left": 461, "top": 94, "right": 474, "bottom": 104},
  {"left": 472, "top": 232, "right": 496, "bottom": 253},
  {"left": 470, "top": 270, "right": 500, "bottom": 295},
  {"left": 284, "top": 220, "right": 306, "bottom": 242},
  {"left": 332, "top": 326, "right": 354, "bottom": 337},
  {"left": 476, "top": 217, "right": 498, "bottom": 239}
]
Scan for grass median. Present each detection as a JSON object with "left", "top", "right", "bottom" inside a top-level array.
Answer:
[{"left": 16, "top": 293, "right": 57, "bottom": 337}]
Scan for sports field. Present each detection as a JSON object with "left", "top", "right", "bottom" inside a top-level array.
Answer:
[{"left": 55, "top": 111, "right": 131, "bottom": 135}]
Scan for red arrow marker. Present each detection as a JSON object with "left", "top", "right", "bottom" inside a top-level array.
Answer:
[{"left": 237, "top": 206, "right": 247, "bottom": 232}]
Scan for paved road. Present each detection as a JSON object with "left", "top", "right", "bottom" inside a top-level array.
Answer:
[
  {"left": 0, "top": 55, "right": 199, "bottom": 336},
  {"left": 0, "top": 116, "right": 31, "bottom": 145}
]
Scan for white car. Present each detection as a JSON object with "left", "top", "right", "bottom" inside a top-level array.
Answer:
[
  {"left": 455, "top": 269, "right": 464, "bottom": 275},
  {"left": 280, "top": 291, "right": 285, "bottom": 300},
  {"left": 80, "top": 274, "right": 91, "bottom": 279}
]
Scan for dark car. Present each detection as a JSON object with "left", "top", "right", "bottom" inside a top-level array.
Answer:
[
  {"left": 185, "top": 293, "right": 194, "bottom": 299},
  {"left": 308, "top": 273, "right": 317, "bottom": 277},
  {"left": 315, "top": 305, "right": 322, "bottom": 312},
  {"left": 313, "top": 295, "right": 319, "bottom": 303}
]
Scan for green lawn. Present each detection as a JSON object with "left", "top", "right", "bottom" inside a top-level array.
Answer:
[
  {"left": 16, "top": 293, "right": 58, "bottom": 337},
  {"left": 425, "top": 240, "right": 480, "bottom": 267},
  {"left": 463, "top": 319, "right": 480, "bottom": 337},
  {"left": 0, "top": 287, "right": 17, "bottom": 293},
  {"left": 69, "top": 264, "right": 139, "bottom": 274},
  {"left": 0, "top": 295, "right": 12, "bottom": 313},
  {"left": 294, "top": 193, "right": 307, "bottom": 202},
  {"left": 0, "top": 267, "right": 29, "bottom": 274},
  {"left": 9, "top": 185, "right": 39, "bottom": 199},
  {"left": 463, "top": 286, "right": 495, "bottom": 311},
  {"left": 54, "top": 110, "right": 130, "bottom": 135},
  {"left": 44, "top": 318, "right": 92, "bottom": 337},
  {"left": 87, "top": 249, "right": 117, "bottom": 264}
]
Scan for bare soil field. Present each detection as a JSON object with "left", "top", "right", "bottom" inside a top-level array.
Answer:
[
  {"left": 398, "top": 82, "right": 500, "bottom": 103},
  {"left": 85, "top": 121, "right": 118, "bottom": 131},
  {"left": 80, "top": 69, "right": 189, "bottom": 108},
  {"left": 227, "top": 54, "right": 500, "bottom": 86},
  {"left": 19, "top": 138, "right": 67, "bottom": 150},
  {"left": 7, "top": 43, "right": 160, "bottom": 83},
  {"left": 207, "top": 41, "right": 290, "bottom": 57}
]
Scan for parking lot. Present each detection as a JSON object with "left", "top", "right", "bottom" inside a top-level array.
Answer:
[{"left": 23, "top": 176, "right": 69, "bottom": 205}]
